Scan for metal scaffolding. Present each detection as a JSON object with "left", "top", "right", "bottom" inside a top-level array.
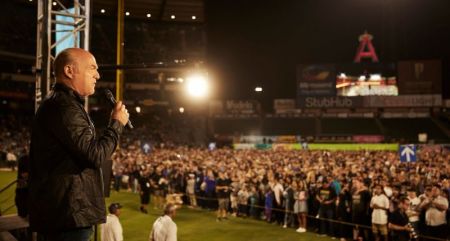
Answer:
[{"left": 35, "top": 0, "right": 91, "bottom": 111}]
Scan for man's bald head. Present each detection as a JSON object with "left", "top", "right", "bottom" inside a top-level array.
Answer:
[
  {"left": 54, "top": 48, "right": 91, "bottom": 80},
  {"left": 53, "top": 48, "right": 100, "bottom": 96}
]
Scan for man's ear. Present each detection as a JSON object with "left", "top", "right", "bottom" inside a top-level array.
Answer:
[{"left": 63, "top": 64, "right": 74, "bottom": 79}]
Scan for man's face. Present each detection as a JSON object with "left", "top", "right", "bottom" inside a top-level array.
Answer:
[
  {"left": 375, "top": 186, "right": 382, "bottom": 195},
  {"left": 432, "top": 187, "right": 440, "bottom": 198},
  {"left": 71, "top": 53, "right": 99, "bottom": 96}
]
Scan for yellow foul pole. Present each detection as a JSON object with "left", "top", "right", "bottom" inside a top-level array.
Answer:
[{"left": 116, "top": 0, "right": 124, "bottom": 101}]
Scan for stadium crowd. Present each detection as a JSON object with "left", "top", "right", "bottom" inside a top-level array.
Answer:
[
  {"left": 1, "top": 114, "right": 449, "bottom": 241},
  {"left": 112, "top": 137, "right": 450, "bottom": 241}
]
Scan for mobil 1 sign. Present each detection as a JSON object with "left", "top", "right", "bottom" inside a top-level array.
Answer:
[{"left": 399, "top": 144, "right": 416, "bottom": 163}]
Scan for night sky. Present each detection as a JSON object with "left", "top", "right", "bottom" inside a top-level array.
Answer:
[{"left": 205, "top": 0, "right": 450, "bottom": 100}]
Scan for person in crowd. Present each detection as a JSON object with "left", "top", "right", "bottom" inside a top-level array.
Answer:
[
  {"left": 336, "top": 180, "right": 352, "bottom": 241},
  {"left": 29, "top": 48, "right": 129, "bottom": 241},
  {"left": 406, "top": 189, "right": 420, "bottom": 234},
  {"left": 6, "top": 149, "right": 17, "bottom": 171},
  {"left": 101, "top": 203, "right": 124, "bottom": 241},
  {"left": 149, "top": 203, "right": 178, "bottom": 241},
  {"left": 388, "top": 198, "right": 413, "bottom": 241},
  {"left": 370, "top": 184, "right": 389, "bottom": 241},
  {"left": 419, "top": 184, "right": 448, "bottom": 240},
  {"left": 139, "top": 168, "right": 152, "bottom": 214},
  {"left": 316, "top": 177, "right": 337, "bottom": 237},
  {"left": 216, "top": 171, "right": 230, "bottom": 221},
  {"left": 264, "top": 187, "right": 274, "bottom": 222},
  {"left": 283, "top": 179, "right": 295, "bottom": 228},
  {"left": 351, "top": 178, "right": 371, "bottom": 241},
  {"left": 186, "top": 173, "right": 197, "bottom": 208},
  {"left": 237, "top": 184, "right": 249, "bottom": 217},
  {"left": 272, "top": 177, "right": 284, "bottom": 225},
  {"left": 249, "top": 185, "right": 260, "bottom": 219},
  {"left": 294, "top": 180, "right": 308, "bottom": 233},
  {"left": 15, "top": 146, "right": 29, "bottom": 218},
  {"left": 204, "top": 170, "right": 216, "bottom": 210}
]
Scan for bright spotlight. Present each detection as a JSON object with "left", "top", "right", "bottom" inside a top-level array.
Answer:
[
  {"left": 186, "top": 75, "right": 209, "bottom": 98},
  {"left": 52, "top": 1, "right": 57, "bottom": 6},
  {"left": 135, "top": 106, "right": 141, "bottom": 113},
  {"left": 100, "top": 9, "right": 106, "bottom": 13},
  {"left": 179, "top": 107, "right": 185, "bottom": 113},
  {"left": 125, "top": 11, "right": 130, "bottom": 16},
  {"left": 255, "top": 87, "right": 263, "bottom": 92}
]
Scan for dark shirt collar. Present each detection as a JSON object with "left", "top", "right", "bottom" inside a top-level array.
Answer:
[{"left": 53, "top": 83, "right": 85, "bottom": 105}]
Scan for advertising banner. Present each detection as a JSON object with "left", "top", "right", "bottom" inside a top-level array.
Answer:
[
  {"left": 365, "top": 95, "right": 442, "bottom": 107},
  {"left": 398, "top": 60, "right": 442, "bottom": 95},
  {"left": 274, "top": 99, "right": 296, "bottom": 113},
  {"left": 297, "top": 64, "right": 336, "bottom": 96},
  {"left": 297, "top": 96, "right": 364, "bottom": 108},
  {"left": 225, "top": 100, "right": 260, "bottom": 114},
  {"left": 353, "top": 135, "right": 384, "bottom": 143}
]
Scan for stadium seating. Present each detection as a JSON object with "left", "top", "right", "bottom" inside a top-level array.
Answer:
[
  {"left": 320, "top": 118, "right": 381, "bottom": 135},
  {"left": 380, "top": 118, "right": 449, "bottom": 142}
]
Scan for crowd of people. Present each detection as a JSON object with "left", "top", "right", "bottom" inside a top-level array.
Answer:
[
  {"left": 112, "top": 140, "right": 450, "bottom": 241},
  {"left": 1, "top": 112, "right": 450, "bottom": 241}
]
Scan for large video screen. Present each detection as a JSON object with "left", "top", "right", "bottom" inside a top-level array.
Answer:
[{"left": 336, "top": 63, "right": 398, "bottom": 96}]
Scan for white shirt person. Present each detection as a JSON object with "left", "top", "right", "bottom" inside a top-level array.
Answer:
[
  {"left": 101, "top": 203, "right": 124, "bottom": 241},
  {"left": 149, "top": 204, "right": 178, "bottom": 241}
]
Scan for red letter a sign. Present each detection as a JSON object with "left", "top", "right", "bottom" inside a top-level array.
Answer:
[{"left": 354, "top": 31, "right": 379, "bottom": 63}]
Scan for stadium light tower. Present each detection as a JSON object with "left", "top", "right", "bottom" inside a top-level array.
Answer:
[{"left": 185, "top": 74, "right": 210, "bottom": 99}]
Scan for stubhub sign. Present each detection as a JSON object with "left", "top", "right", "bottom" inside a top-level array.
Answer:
[{"left": 298, "top": 96, "right": 363, "bottom": 108}]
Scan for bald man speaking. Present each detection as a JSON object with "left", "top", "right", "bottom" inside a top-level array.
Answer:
[{"left": 29, "top": 48, "right": 129, "bottom": 241}]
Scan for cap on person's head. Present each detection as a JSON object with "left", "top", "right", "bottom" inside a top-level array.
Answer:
[{"left": 108, "top": 203, "right": 122, "bottom": 214}]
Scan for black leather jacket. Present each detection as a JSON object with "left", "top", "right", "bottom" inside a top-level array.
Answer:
[{"left": 29, "top": 83, "right": 123, "bottom": 232}]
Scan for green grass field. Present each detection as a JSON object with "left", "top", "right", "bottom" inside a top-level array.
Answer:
[{"left": 0, "top": 171, "right": 332, "bottom": 241}]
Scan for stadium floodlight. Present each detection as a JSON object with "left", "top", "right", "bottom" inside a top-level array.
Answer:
[
  {"left": 255, "top": 87, "right": 263, "bottom": 92},
  {"left": 186, "top": 74, "right": 209, "bottom": 98}
]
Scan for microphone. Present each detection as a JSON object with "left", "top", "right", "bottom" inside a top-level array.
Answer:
[{"left": 104, "top": 89, "right": 134, "bottom": 129}]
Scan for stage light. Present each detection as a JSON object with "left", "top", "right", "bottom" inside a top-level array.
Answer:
[
  {"left": 100, "top": 9, "right": 105, "bottom": 13},
  {"left": 339, "top": 73, "right": 347, "bottom": 78},
  {"left": 135, "top": 106, "right": 141, "bottom": 113},
  {"left": 255, "top": 87, "right": 263, "bottom": 92},
  {"left": 52, "top": 1, "right": 57, "bottom": 6},
  {"left": 179, "top": 107, "right": 185, "bottom": 113},
  {"left": 186, "top": 74, "right": 209, "bottom": 98},
  {"left": 171, "top": 15, "right": 176, "bottom": 19},
  {"left": 147, "top": 13, "right": 151, "bottom": 18},
  {"left": 125, "top": 11, "right": 130, "bottom": 16},
  {"left": 192, "top": 16, "right": 196, "bottom": 20}
]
